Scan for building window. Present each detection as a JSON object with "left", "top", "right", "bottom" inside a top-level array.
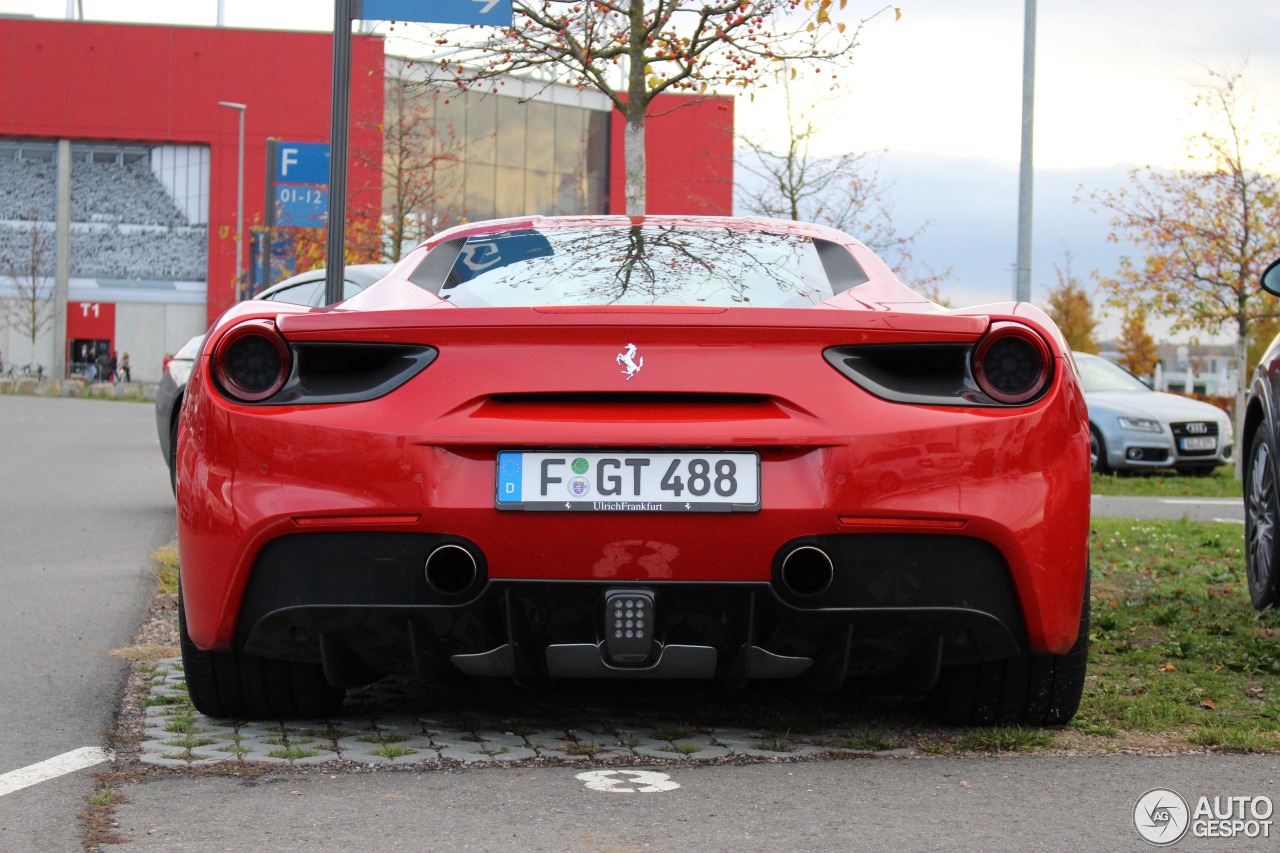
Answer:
[{"left": 382, "top": 59, "right": 610, "bottom": 232}]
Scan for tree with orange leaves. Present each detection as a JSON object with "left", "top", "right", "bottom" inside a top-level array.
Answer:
[
  {"left": 1115, "top": 306, "right": 1159, "bottom": 379},
  {"left": 1086, "top": 68, "right": 1280, "bottom": 442},
  {"left": 416, "top": 1, "right": 895, "bottom": 214},
  {"left": 1042, "top": 251, "right": 1098, "bottom": 354},
  {"left": 287, "top": 210, "right": 385, "bottom": 273}
]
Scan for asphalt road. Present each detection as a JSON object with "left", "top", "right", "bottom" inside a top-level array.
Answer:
[
  {"left": 113, "top": 753, "right": 1280, "bottom": 852},
  {"left": 1092, "top": 494, "right": 1244, "bottom": 524},
  {"left": 0, "top": 396, "right": 174, "bottom": 852}
]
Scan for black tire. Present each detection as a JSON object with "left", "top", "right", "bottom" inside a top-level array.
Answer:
[
  {"left": 1245, "top": 428, "right": 1280, "bottom": 610},
  {"left": 1089, "top": 426, "right": 1109, "bottom": 473},
  {"left": 927, "top": 571, "right": 1090, "bottom": 726},
  {"left": 179, "top": 591, "right": 345, "bottom": 720},
  {"left": 167, "top": 411, "right": 180, "bottom": 495}
]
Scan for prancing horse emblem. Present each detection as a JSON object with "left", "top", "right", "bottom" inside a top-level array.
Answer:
[{"left": 616, "top": 343, "right": 644, "bottom": 380}]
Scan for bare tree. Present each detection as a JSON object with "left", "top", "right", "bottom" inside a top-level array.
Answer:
[
  {"left": 373, "top": 61, "right": 471, "bottom": 260},
  {"left": 287, "top": 62, "right": 474, "bottom": 272},
  {"left": 419, "top": 1, "right": 893, "bottom": 214},
  {"left": 736, "top": 65, "right": 947, "bottom": 298},
  {"left": 0, "top": 218, "right": 56, "bottom": 365},
  {"left": 1085, "top": 68, "right": 1280, "bottom": 452}
]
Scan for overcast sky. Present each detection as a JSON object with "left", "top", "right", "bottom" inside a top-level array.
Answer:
[{"left": 3, "top": 0, "right": 1278, "bottom": 340}]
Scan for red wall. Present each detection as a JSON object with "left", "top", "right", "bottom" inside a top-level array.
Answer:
[
  {"left": 609, "top": 94, "right": 735, "bottom": 216},
  {"left": 0, "top": 20, "right": 384, "bottom": 324},
  {"left": 66, "top": 300, "right": 115, "bottom": 342}
]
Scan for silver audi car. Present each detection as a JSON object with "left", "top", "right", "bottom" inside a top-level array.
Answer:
[{"left": 1076, "top": 352, "right": 1234, "bottom": 474}]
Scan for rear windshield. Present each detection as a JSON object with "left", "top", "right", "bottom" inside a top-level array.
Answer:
[{"left": 412, "top": 225, "right": 856, "bottom": 308}]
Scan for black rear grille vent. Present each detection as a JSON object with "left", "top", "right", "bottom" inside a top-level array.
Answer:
[{"left": 489, "top": 393, "right": 770, "bottom": 406}]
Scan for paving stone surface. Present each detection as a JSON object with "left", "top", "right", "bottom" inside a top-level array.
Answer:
[{"left": 136, "top": 658, "right": 917, "bottom": 768}]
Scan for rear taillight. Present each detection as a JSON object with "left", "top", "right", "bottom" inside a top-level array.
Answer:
[
  {"left": 972, "top": 323, "right": 1051, "bottom": 404},
  {"left": 212, "top": 320, "right": 291, "bottom": 403}
]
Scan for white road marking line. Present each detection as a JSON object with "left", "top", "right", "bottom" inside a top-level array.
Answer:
[
  {"left": 577, "top": 769, "right": 680, "bottom": 793},
  {"left": 1213, "top": 518, "right": 1245, "bottom": 525},
  {"left": 0, "top": 747, "right": 113, "bottom": 798},
  {"left": 1158, "top": 499, "right": 1241, "bottom": 506}
]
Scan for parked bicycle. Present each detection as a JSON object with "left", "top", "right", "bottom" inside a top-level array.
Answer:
[{"left": 3, "top": 363, "right": 45, "bottom": 381}]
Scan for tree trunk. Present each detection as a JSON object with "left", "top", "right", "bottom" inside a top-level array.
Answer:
[
  {"left": 623, "top": 108, "right": 646, "bottom": 216},
  {"left": 624, "top": 2, "right": 646, "bottom": 216}
]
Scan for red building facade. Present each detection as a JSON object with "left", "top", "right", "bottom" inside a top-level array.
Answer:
[
  {"left": 0, "top": 19, "right": 734, "bottom": 379},
  {"left": 0, "top": 18, "right": 385, "bottom": 327}
]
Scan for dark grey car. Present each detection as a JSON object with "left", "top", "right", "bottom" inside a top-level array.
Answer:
[
  {"left": 155, "top": 264, "right": 392, "bottom": 490},
  {"left": 1244, "top": 258, "right": 1280, "bottom": 610}
]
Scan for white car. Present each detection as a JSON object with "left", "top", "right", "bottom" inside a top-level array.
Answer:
[
  {"left": 1076, "top": 352, "right": 1234, "bottom": 474},
  {"left": 155, "top": 264, "right": 392, "bottom": 490}
]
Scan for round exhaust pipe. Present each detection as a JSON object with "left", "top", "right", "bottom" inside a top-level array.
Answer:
[
  {"left": 424, "top": 543, "right": 479, "bottom": 595},
  {"left": 779, "top": 545, "right": 834, "bottom": 597}
]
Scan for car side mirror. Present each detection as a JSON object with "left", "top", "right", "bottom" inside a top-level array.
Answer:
[{"left": 1263, "top": 258, "right": 1280, "bottom": 297}]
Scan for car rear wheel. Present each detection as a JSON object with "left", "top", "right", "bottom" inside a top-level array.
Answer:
[
  {"left": 1245, "top": 429, "right": 1280, "bottom": 609},
  {"left": 179, "top": 591, "right": 345, "bottom": 720},
  {"left": 1089, "top": 426, "right": 1109, "bottom": 473},
  {"left": 926, "top": 570, "right": 1089, "bottom": 726}
]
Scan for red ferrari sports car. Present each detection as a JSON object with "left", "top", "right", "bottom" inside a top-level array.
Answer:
[{"left": 176, "top": 215, "right": 1091, "bottom": 725}]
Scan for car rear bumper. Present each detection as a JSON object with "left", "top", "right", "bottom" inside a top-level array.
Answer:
[
  {"left": 235, "top": 531, "right": 1026, "bottom": 690},
  {"left": 177, "top": 350, "right": 1092, "bottom": 661}
]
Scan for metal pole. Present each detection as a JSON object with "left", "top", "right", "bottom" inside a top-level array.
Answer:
[
  {"left": 1014, "top": 0, "right": 1036, "bottom": 303},
  {"left": 264, "top": 138, "right": 278, "bottom": 289},
  {"left": 324, "top": 0, "right": 355, "bottom": 306},
  {"left": 53, "top": 140, "right": 70, "bottom": 380},
  {"left": 218, "top": 102, "right": 247, "bottom": 301}
]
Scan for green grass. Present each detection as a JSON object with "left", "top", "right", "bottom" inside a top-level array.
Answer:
[
  {"left": 267, "top": 745, "right": 321, "bottom": 760},
  {"left": 840, "top": 731, "right": 899, "bottom": 752},
  {"left": 88, "top": 787, "right": 120, "bottom": 807},
  {"left": 1078, "top": 518, "right": 1280, "bottom": 750},
  {"left": 373, "top": 743, "right": 417, "bottom": 760},
  {"left": 152, "top": 545, "right": 180, "bottom": 596},
  {"left": 651, "top": 724, "right": 695, "bottom": 741},
  {"left": 957, "top": 727, "right": 1054, "bottom": 752},
  {"left": 1091, "top": 465, "right": 1241, "bottom": 498}
]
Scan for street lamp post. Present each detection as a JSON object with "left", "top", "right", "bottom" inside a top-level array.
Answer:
[
  {"left": 217, "top": 101, "right": 246, "bottom": 301},
  {"left": 1014, "top": 0, "right": 1036, "bottom": 303}
]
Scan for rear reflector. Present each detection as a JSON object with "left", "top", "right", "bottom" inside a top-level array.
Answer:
[
  {"left": 293, "top": 515, "right": 421, "bottom": 528},
  {"left": 838, "top": 516, "right": 967, "bottom": 530}
]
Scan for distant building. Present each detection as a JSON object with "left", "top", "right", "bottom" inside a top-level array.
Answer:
[
  {"left": 0, "top": 19, "right": 733, "bottom": 383},
  {"left": 1153, "top": 343, "right": 1238, "bottom": 398},
  {"left": 1097, "top": 341, "right": 1239, "bottom": 397}
]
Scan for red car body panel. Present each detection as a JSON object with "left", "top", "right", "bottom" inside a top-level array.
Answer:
[{"left": 176, "top": 216, "right": 1090, "bottom": 707}]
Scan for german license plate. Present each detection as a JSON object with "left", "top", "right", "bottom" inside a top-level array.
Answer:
[
  {"left": 1180, "top": 436, "right": 1217, "bottom": 451},
  {"left": 496, "top": 451, "right": 760, "bottom": 512}
]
